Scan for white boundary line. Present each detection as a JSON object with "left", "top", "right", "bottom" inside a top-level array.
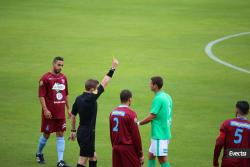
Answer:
[{"left": 205, "top": 32, "right": 250, "bottom": 74}]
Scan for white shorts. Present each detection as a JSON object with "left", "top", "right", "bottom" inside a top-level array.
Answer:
[{"left": 149, "top": 139, "right": 170, "bottom": 156}]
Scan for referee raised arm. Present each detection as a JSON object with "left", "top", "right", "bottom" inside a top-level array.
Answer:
[{"left": 70, "top": 58, "right": 119, "bottom": 167}]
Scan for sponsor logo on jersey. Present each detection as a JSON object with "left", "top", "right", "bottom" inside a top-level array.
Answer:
[
  {"left": 52, "top": 83, "right": 65, "bottom": 92},
  {"left": 226, "top": 149, "right": 250, "bottom": 158},
  {"left": 54, "top": 100, "right": 66, "bottom": 104}
]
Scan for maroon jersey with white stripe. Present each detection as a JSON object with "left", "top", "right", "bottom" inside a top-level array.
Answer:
[
  {"left": 214, "top": 117, "right": 250, "bottom": 167},
  {"left": 110, "top": 105, "right": 143, "bottom": 158},
  {"left": 38, "top": 72, "right": 68, "bottom": 119}
]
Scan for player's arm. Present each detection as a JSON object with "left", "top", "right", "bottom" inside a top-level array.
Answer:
[
  {"left": 109, "top": 115, "right": 114, "bottom": 146},
  {"left": 39, "top": 97, "right": 51, "bottom": 119},
  {"left": 38, "top": 77, "right": 52, "bottom": 119},
  {"left": 39, "top": 97, "right": 48, "bottom": 111},
  {"left": 100, "top": 58, "right": 119, "bottom": 89},
  {"left": 93, "top": 58, "right": 119, "bottom": 100},
  {"left": 65, "top": 77, "right": 71, "bottom": 118},
  {"left": 71, "top": 115, "right": 76, "bottom": 131},
  {"left": 65, "top": 95, "right": 71, "bottom": 119},
  {"left": 138, "top": 114, "right": 156, "bottom": 125},
  {"left": 213, "top": 122, "right": 227, "bottom": 167},
  {"left": 131, "top": 114, "right": 144, "bottom": 165},
  {"left": 138, "top": 97, "right": 160, "bottom": 125},
  {"left": 69, "top": 115, "right": 77, "bottom": 141},
  {"left": 69, "top": 100, "right": 78, "bottom": 141}
]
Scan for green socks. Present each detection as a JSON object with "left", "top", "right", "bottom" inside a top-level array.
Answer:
[
  {"left": 148, "top": 159, "right": 156, "bottom": 167},
  {"left": 161, "top": 162, "right": 170, "bottom": 167},
  {"left": 148, "top": 159, "right": 170, "bottom": 167}
]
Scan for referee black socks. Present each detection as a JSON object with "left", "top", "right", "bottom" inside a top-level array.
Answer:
[
  {"left": 76, "top": 161, "right": 96, "bottom": 167},
  {"left": 89, "top": 161, "right": 97, "bottom": 167}
]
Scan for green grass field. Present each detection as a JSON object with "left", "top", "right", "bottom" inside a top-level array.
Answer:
[{"left": 0, "top": 0, "right": 249, "bottom": 166}]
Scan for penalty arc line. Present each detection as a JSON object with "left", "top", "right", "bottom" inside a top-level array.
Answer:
[{"left": 205, "top": 32, "right": 250, "bottom": 74}]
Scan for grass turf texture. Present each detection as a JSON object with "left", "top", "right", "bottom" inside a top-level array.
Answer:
[{"left": 0, "top": 0, "right": 249, "bottom": 166}]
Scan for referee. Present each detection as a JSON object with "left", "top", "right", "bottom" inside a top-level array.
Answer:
[{"left": 69, "top": 58, "right": 119, "bottom": 167}]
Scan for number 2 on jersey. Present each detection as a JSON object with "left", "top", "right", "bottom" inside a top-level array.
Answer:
[
  {"left": 234, "top": 128, "right": 243, "bottom": 144},
  {"left": 112, "top": 117, "right": 119, "bottom": 132}
]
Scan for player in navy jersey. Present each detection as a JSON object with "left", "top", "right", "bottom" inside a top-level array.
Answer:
[
  {"left": 110, "top": 90, "right": 144, "bottom": 167},
  {"left": 213, "top": 101, "right": 250, "bottom": 167}
]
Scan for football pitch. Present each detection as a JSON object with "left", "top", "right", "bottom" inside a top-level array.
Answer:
[{"left": 0, "top": 0, "right": 249, "bottom": 166}]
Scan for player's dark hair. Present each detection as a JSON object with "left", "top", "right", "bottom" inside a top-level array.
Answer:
[
  {"left": 120, "top": 89, "right": 132, "bottom": 103},
  {"left": 53, "top": 56, "right": 64, "bottom": 63},
  {"left": 151, "top": 76, "right": 163, "bottom": 89},
  {"left": 236, "top": 101, "right": 249, "bottom": 115},
  {"left": 85, "top": 79, "right": 99, "bottom": 91}
]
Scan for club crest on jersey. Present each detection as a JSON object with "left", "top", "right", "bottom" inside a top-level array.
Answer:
[
  {"left": 56, "top": 92, "right": 63, "bottom": 100},
  {"left": 52, "top": 83, "right": 65, "bottom": 92},
  {"left": 61, "top": 79, "right": 65, "bottom": 84}
]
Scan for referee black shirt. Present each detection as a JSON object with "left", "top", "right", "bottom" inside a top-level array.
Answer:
[{"left": 72, "top": 84, "right": 104, "bottom": 129}]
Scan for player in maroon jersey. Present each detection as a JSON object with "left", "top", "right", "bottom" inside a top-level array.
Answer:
[
  {"left": 213, "top": 101, "right": 250, "bottom": 167},
  {"left": 36, "top": 57, "right": 71, "bottom": 167},
  {"left": 110, "top": 90, "right": 144, "bottom": 167}
]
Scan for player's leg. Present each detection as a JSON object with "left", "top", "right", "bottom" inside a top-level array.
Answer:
[
  {"left": 148, "top": 152, "right": 156, "bottom": 167},
  {"left": 88, "top": 134, "right": 97, "bottom": 167},
  {"left": 76, "top": 127, "right": 91, "bottom": 167},
  {"left": 37, "top": 133, "right": 50, "bottom": 154},
  {"left": 77, "top": 156, "right": 88, "bottom": 167},
  {"left": 112, "top": 146, "right": 120, "bottom": 167},
  {"left": 158, "top": 156, "right": 170, "bottom": 167},
  {"left": 56, "top": 131, "right": 70, "bottom": 167},
  {"left": 56, "top": 131, "right": 65, "bottom": 162},
  {"left": 55, "top": 119, "right": 69, "bottom": 167},
  {"left": 120, "top": 145, "right": 141, "bottom": 167},
  {"left": 89, "top": 152, "right": 97, "bottom": 167},
  {"left": 36, "top": 117, "right": 51, "bottom": 164},
  {"left": 148, "top": 139, "right": 156, "bottom": 167},
  {"left": 36, "top": 133, "right": 50, "bottom": 163},
  {"left": 157, "top": 140, "right": 170, "bottom": 167}
]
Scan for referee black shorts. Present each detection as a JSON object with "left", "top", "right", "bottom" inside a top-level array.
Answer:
[{"left": 77, "top": 126, "right": 95, "bottom": 157}]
